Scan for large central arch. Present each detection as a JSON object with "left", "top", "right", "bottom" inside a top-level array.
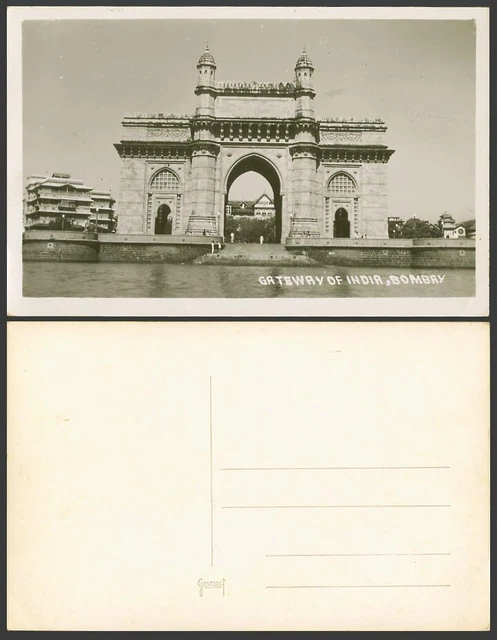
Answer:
[{"left": 223, "top": 154, "right": 283, "bottom": 243}]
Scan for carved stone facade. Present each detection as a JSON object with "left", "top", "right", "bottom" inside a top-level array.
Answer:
[{"left": 114, "top": 46, "right": 395, "bottom": 241}]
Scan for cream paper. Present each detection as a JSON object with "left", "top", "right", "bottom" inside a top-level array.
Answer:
[{"left": 7, "top": 322, "right": 489, "bottom": 630}]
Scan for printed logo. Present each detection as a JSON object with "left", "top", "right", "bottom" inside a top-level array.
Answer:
[{"left": 198, "top": 578, "right": 226, "bottom": 597}]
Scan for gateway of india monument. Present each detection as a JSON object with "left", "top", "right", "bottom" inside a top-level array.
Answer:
[{"left": 114, "top": 46, "right": 395, "bottom": 243}]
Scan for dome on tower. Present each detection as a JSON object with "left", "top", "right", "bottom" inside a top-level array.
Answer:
[
  {"left": 197, "top": 45, "right": 216, "bottom": 67},
  {"left": 295, "top": 46, "right": 314, "bottom": 69}
]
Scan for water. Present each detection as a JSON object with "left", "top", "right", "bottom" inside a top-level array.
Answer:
[{"left": 23, "top": 262, "right": 475, "bottom": 298}]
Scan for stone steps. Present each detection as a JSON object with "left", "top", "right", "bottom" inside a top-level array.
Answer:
[{"left": 193, "top": 243, "right": 320, "bottom": 266}]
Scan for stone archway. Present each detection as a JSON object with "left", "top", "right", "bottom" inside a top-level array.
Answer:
[
  {"left": 223, "top": 155, "right": 283, "bottom": 243},
  {"left": 114, "top": 48, "right": 395, "bottom": 239}
]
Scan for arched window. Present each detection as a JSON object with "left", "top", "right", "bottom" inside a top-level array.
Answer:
[
  {"left": 150, "top": 169, "right": 179, "bottom": 192},
  {"left": 328, "top": 173, "right": 356, "bottom": 195}
]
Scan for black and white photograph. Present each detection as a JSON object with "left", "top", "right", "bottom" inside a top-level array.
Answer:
[{"left": 7, "top": 6, "right": 489, "bottom": 316}]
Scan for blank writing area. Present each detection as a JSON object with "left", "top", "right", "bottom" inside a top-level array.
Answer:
[
  {"left": 8, "top": 325, "right": 215, "bottom": 631},
  {"left": 211, "top": 323, "right": 488, "bottom": 629},
  {"left": 8, "top": 322, "right": 488, "bottom": 631}
]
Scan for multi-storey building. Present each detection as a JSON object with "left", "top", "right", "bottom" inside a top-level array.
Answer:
[
  {"left": 252, "top": 193, "right": 275, "bottom": 218},
  {"left": 23, "top": 173, "right": 115, "bottom": 232},
  {"left": 226, "top": 194, "right": 275, "bottom": 218},
  {"left": 227, "top": 200, "right": 254, "bottom": 216},
  {"left": 90, "top": 191, "right": 117, "bottom": 232},
  {"left": 114, "top": 46, "right": 395, "bottom": 242},
  {"left": 438, "top": 212, "right": 466, "bottom": 239}
]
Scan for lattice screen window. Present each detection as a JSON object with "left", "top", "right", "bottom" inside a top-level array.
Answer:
[
  {"left": 329, "top": 173, "right": 356, "bottom": 194},
  {"left": 150, "top": 169, "right": 179, "bottom": 192}
]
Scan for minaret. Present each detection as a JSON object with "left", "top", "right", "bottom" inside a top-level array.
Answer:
[
  {"left": 294, "top": 46, "right": 315, "bottom": 119},
  {"left": 188, "top": 46, "right": 220, "bottom": 234},
  {"left": 290, "top": 47, "right": 320, "bottom": 237},
  {"left": 195, "top": 44, "right": 216, "bottom": 117}
]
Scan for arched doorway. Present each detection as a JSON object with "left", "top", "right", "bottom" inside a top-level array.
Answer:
[
  {"left": 334, "top": 208, "right": 350, "bottom": 238},
  {"left": 155, "top": 204, "right": 172, "bottom": 234},
  {"left": 326, "top": 173, "right": 357, "bottom": 239},
  {"left": 224, "top": 155, "right": 282, "bottom": 243},
  {"left": 148, "top": 168, "right": 180, "bottom": 235}
]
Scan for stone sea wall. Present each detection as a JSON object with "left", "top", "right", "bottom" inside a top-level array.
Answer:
[
  {"left": 22, "top": 231, "right": 476, "bottom": 268},
  {"left": 286, "top": 237, "right": 476, "bottom": 269},
  {"left": 22, "top": 230, "right": 100, "bottom": 262},
  {"left": 99, "top": 243, "right": 207, "bottom": 263}
]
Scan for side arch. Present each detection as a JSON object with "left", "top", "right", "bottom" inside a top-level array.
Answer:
[{"left": 146, "top": 167, "right": 182, "bottom": 235}]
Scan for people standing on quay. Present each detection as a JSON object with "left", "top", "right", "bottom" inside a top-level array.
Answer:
[
  {"left": 230, "top": 231, "right": 234, "bottom": 244},
  {"left": 260, "top": 235, "right": 264, "bottom": 244}
]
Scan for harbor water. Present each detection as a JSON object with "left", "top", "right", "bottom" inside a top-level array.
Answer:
[{"left": 23, "top": 262, "right": 475, "bottom": 298}]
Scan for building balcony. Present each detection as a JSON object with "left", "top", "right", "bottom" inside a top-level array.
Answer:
[
  {"left": 28, "top": 208, "right": 91, "bottom": 216},
  {"left": 38, "top": 191, "right": 93, "bottom": 202},
  {"left": 89, "top": 213, "right": 113, "bottom": 221},
  {"left": 36, "top": 195, "right": 59, "bottom": 202}
]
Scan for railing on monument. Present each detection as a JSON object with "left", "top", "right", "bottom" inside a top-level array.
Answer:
[
  {"left": 289, "top": 214, "right": 320, "bottom": 238},
  {"left": 185, "top": 211, "right": 219, "bottom": 237}
]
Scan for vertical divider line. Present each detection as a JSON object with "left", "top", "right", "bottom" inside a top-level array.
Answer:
[{"left": 210, "top": 375, "right": 214, "bottom": 567}]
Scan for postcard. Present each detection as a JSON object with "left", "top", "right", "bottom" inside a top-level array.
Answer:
[
  {"left": 7, "top": 6, "right": 489, "bottom": 316},
  {"left": 7, "top": 322, "right": 489, "bottom": 630}
]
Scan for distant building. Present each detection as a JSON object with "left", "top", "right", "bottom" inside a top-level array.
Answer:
[
  {"left": 227, "top": 193, "right": 275, "bottom": 218},
  {"left": 24, "top": 173, "right": 93, "bottom": 231},
  {"left": 439, "top": 212, "right": 457, "bottom": 238},
  {"left": 453, "top": 224, "right": 467, "bottom": 238},
  {"left": 24, "top": 173, "right": 116, "bottom": 232},
  {"left": 460, "top": 219, "right": 476, "bottom": 239},
  {"left": 252, "top": 193, "right": 275, "bottom": 218},
  {"left": 90, "top": 191, "right": 117, "bottom": 232},
  {"left": 227, "top": 200, "right": 255, "bottom": 217},
  {"left": 387, "top": 216, "right": 404, "bottom": 238},
  {"left": 438, "top": 212, "right": 470, "bottom": 239}
]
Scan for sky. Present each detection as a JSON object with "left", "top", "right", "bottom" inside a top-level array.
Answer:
[{"left": 22, "top": 18, "right": 476, "bottom": 222}]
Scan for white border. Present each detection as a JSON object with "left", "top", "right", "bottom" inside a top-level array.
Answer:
[{"left": 7, "top": 6, "right": 489, "bottom": 317}]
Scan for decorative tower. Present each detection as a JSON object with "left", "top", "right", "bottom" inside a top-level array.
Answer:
[
  {"left": 294, "top": 46, "right": 315, "bottom": 120},
  {"left": 188, "top": 46, "right": 220, "bottom": 235},
  {"left": 195, "top": 44, "right": 216, "bottom": 117},
  {"left": 290, "top": 47, "right": 320, "bottom": 237}
]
